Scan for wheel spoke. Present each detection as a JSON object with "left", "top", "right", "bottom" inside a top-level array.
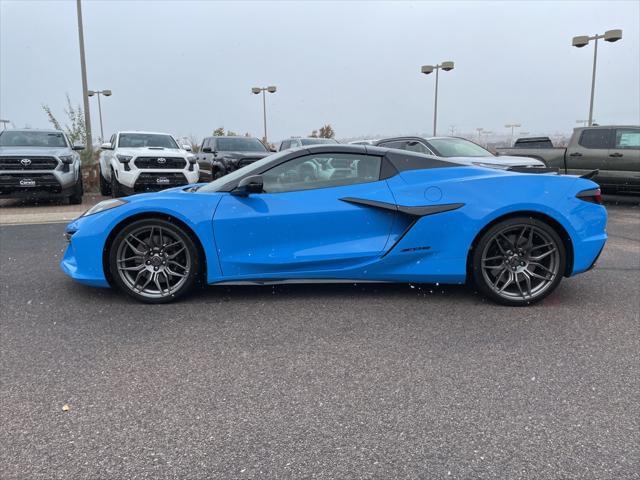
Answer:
[
  {"left": 118, "top": 264, "right": 145, "bottom": 272},
  {"left": 168, "top": 246, "right": 186, "bottom": 259},
  {"left": 526, "top": 268, "right": 552, "bottom": 281},
  {"left": 530, "top": 247, "right": 557, "bottom": 261},
  {"left": 118, "top": 255, "right": 142, "bottom": 263},
  {"left": 491, "top": 268, "right": 508, "bottom": 288},
  {"left": 529, "top": 262, "right": 554, "bottom": 275},
  {"left": 124, "top": 238, "right": 145, "bottom": 255},
  {"left": 521, "top": 271, "right": 533, "bottom": 298},
  {"left": 497, "top": 272, "right": 514, "bottom": 293}
]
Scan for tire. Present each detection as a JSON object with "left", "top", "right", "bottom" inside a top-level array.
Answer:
[
  {"left": 111, "top": 168, "right": 124, "bottom": 198},
  {"left": 100, "top": 168, "right": 112, "bottom": 196},
  {"left": 472, "top": 217, "right": 566, "bottom": 306},
  {"left": 68, "top": 171, "right": 83, "bottom": 205},
  {"left": 108, "top": 218, "right": 200, "bottom": 304}
]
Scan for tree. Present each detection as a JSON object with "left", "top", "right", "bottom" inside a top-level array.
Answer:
[
  {"left": 213, "top": 127, "right": 225, "bottom": 136},
  {"left": 318, "top": 124, "right": 335, "bottom": 138},
  {"left": 310, "top": 130, "right": 318, "bottom": 138},
  {"left": 42, "top": 94, "right": 93, "bottom": 164}
]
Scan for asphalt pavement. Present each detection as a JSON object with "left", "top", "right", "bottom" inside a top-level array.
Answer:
[{"left": 0, "top": 205, "right": 638, "bottom": 479}]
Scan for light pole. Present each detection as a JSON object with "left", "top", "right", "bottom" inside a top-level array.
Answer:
[
  {"left": 505, "top": 123, "right": 522, "bottom": 146},
  {"left": 87, "top": 89, "right": 112, "bottom": 142},
  {"left": 572, "top": 29, "right": 622, "bottom": 127},
  {"left": 421, "top": 61, "right": 454, "bottom": 136},
  {"left": 251, "top": 86, "right": 277, "bottom": 145},
  {"left": 76, "top": 0, "right": 92, "bottom": 151}
]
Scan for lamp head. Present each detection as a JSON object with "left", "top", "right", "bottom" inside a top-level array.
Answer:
[
  {"left": 421, "top": 65, "right": 434, "bottom": 75},
  {"left": 572, "top": 35, "right": 590, "bottom": 48},
  {"left": 251, "top": 87, "right": 261, "bottom": 94},
  {"left": 267, "top": 86, "right": 277, "bottom": 93},
  {"left": 441, "top": 61, "right": 454, "bottom": 71},
  {"left": 604, "top": 29, "right": 622, "bottom": 42}
]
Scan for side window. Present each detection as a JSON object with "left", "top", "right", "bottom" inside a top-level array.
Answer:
[
  {"left": 262, "top": 153, "right": 382, "bottom": 193},
  {"left": 403, "top": 140, "right": 431, "bottom": 154},
  {"left": 109, "top": 134, "right": 116, "bottom": 147},
  {"left": 379, "top": 141, "right": 404, "bottom": 150},
  {"left": 280, "top": 140, "right": 290, "bottom": 151},
  {"left": 579, "top": 129, "right": 612, "bottom": 149},
  {"left": 614, "top": 129, "right": 640, "bottom": 149}
]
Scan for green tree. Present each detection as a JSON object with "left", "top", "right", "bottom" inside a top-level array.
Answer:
[{"left": 213, "top": 127, "right": 225, "bottom": 136}]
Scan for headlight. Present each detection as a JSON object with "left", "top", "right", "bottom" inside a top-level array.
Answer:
[
  {"left": 472, "top": 162, "right": 510, "bottom": 170},
  {"left": 59, "top": 155, "right": 74, "bottom": 164},
  {"left": 116, "top": 154, "right": 132, "bottom": 163},
  {"left": 82, "top": 198, "right": 127, "bottom": 217},
  {"left": 186, "top": 154, "right": 197, "bottom": 164}
]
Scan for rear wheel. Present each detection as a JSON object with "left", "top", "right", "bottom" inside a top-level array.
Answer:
[
  {"left": 108, "top": 218, "right": 200, "bottom": 303},
  {"left": 472, "top": 217, "right": 565, "bottom": 306},
  {"left": 100, "top": 168, "right": 112, "bottom": 196}
]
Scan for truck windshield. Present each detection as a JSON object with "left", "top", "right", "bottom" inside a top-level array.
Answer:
[
  {"left": 118, "top": 133, "right": 178, "bottom": 149},
  {"left": 0, "top": 131, "right": 67, "bottom": 148},
  {"left": 216, "top": 138, "right": 267, "bottom": 152},
  {"left": 428, "top": 138, "right": 492, "bottom": 157}
]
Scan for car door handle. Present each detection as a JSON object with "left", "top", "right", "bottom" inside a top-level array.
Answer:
[
  {"left": 609, "top": 153, "right": 623, "bottom": 157},
  {"left": 568, "top": 152, "right": 582, "bottom": 157}
]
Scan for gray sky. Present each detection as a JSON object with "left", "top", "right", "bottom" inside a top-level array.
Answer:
[{"left": 1, "top": 0, "right": 639, "bottom": 143}]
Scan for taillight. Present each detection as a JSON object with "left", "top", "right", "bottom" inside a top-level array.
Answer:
[{"left": 577, "top": 188, "right": 602, "bottom": 205}]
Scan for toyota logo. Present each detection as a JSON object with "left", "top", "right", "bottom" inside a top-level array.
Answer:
[
  {"left": 157, "top": 157, "right": 166, "bottom": 164},
  {"left": 20, "top": 158, "right": 32, "bottom": 166}
]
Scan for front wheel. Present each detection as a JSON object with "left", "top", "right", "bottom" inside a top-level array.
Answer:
[
  {"left": 99, "top": 168, "right": 112, "bottom": 196},
  {"left": 68, "top": 171, "right": 83, "bottom": 205},
  {"left": 108, "top": 218, "right": 200, "bottom": 303},
  {"left": 472, "top": 217, "right": 565, "bottom": 306},
  {"left": 111, "top": 168, "right": 124, "bottom": 198}
]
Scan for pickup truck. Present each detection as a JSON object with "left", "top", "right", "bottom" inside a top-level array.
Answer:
[{"left": 496, "top": 126, "right": 640, "bottom": 194}]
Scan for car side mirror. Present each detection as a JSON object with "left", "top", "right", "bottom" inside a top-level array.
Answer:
[
  {"left": 232, "top": 175, "right": 263, "bottom": 196},
  {"left": 72, "top": 143, "right": 85, "bottom": 151},
  {"left": 202, "top": 146, "right": 212, "bottom": 153},
  {"left": 101, "top": 142, "right": 113, "bottom": 150},
  {"left": 182, "top": 144, "right": 192, "bottom": 152}
]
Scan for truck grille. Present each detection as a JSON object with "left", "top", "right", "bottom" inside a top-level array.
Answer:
[
  {"left": 134, "top": 156, "right": 186, "bottom": 169},
  {"left": 134, "top": 172, "right": 187, "bottom": 193},
  {"left": 237, "top": 158, "right": 260, "bottom": 169},
  {"left": 0, "top": 156, "right": 58, "bottom": 171}
]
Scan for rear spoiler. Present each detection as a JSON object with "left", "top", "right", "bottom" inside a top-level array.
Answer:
[
  {"left": 580, "top": 169, "right": 599, "bottom": 180},
  {"left": 507, "top": 166, "right": 559, "bottom": 174}
]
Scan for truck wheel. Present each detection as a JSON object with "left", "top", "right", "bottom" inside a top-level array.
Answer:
[
  {"left": 68, "top": 171, "right": 84, "bottom": 205},
  {"left": 471, "top": 217, "right": 565, "bottom": 306},
  {"left": 100, "top": 168, "right": 112, "bottom": 196},
  {"left": 111, "top": 168, "right": 124, "bottom": 198}
]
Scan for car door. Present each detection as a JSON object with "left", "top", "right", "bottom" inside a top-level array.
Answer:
[
  {"left": 606, "top": 128, "right": 640, "bottom": 192},
  {"left": 212, "top": 152, "right": 397, "bottom": 278},
  {"left": 566, "top": 128, "right": 612, "bottom": 178}
]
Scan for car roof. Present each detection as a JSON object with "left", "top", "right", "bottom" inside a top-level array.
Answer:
[
  {"left": 117, "top": 131, "right": 175, "bottom": 135},
  {"left": 1, "top": 129, "right": 64, "bottom": 134}
]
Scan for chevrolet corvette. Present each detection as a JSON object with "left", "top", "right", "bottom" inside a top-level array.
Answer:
[{"left": 61, "top": 145, "right": 607, "bottom": 306}]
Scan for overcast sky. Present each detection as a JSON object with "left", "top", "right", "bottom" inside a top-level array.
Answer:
[{"left": 1, "top": 0, "right": 639, "bottom": 143}]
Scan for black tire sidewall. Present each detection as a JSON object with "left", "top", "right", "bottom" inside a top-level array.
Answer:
[
  {"left": 472, "top": 217, "right": 566, "bottom": 306},
  {"left": 108, "top": 218, "right": 200, "bottom": 304},
  {"left": 111, "top": 168, "right": 123, "bottom": 198}
]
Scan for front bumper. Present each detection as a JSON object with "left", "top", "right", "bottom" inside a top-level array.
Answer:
[
  {"left": 114, "top": 167, "right": 199, "bottom": 193},
  {"left": 0, "top": 169, "right": 77, "bottom": 197}
]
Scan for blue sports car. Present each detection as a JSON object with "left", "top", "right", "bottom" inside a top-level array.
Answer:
[{"left": 61, "top": 145, "right": 607, "bottom": 306}]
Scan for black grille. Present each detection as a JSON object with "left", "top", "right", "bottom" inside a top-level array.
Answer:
[
  {"left": 134, "top": 156, "right": 186, "bottom": 169},
  {"left": 134, "top": 172, "right": 187, "bottom": 192},
  {"left": 0, "top": 156, "right": 58, "bottom": 171},
  {"left": 0, "top": 173, "right": 60, "bottom": 192}
]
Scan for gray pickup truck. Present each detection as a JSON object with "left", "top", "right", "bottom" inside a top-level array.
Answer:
[{"left": 496, "top": 126, "right": 640, "bottom": 194}]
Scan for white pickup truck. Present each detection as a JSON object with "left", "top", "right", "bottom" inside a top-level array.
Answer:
[{"left": 99, "top": 131, "right": 199, "bottom": 197}]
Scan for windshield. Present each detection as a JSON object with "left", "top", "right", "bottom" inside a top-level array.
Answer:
[
  {"left": 428, "top": 138, "right": 492, "bottom": 157},
  {"left": 199, "top": 151, "right": 287, "bottom": 192},
  {"left": 118, "top": 133, "right": 178, "bottom": 149},
  {"left": 0, "top": 131, "right": 67, "bottom": 148},
  {"left": 216, "top": 137, "right": 267, "bottom": 152},
  {"left": 300, "top": 138, "right": 338, "bottom": 146}
]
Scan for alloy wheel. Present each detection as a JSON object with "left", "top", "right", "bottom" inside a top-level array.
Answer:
[
  {"left": 480, "top": 224, "right": 561, "bottom": 302},
  {"left": 115, "top": 224, "right": 191, "bottom": 299}
]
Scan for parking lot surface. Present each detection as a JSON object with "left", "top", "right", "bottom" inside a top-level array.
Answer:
[{"left": 1, "top": 205, "right": 638, "bottom": 479}]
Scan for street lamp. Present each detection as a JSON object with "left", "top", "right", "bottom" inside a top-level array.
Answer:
[
  {"left": 421, "top": 61, "right": 454, "bottom": 136},
  {"left": 505, "top": 123, "right": 522, "bottom": 146},
  {"left": 251, "top": 85, "right": 277, "bottom": 144},
  {"left": 572, "top": 29, "right": 622, "bottom": 127},
  {"left": 87, "top": 89, "right": 112, "bottom": 143}
]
